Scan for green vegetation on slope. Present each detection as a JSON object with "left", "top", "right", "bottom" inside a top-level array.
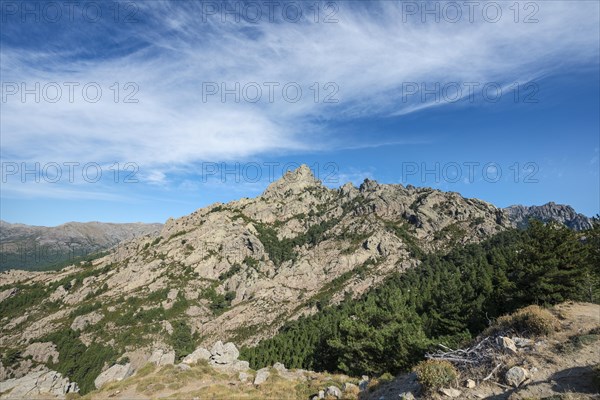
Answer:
[
  {"left": 254, "top": 218, "right": 340, "bottom": 266},
  {"left": 241, "top": 220, "right": 600, "bottom": 376},
  {"left": 42, "top": 328, "right": 117, "bottom": 394}
]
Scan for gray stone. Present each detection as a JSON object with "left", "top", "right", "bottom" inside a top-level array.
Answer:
[
  {"left": 505, "top": 366, "right": 529, "bottom": 387},
  {"left": 325, "top": 385, "right": 342, "bottom": 398},
  {"left": 498, "top": 336, "right": 518, "bottom": 354},
  {"left": 273, "top": 362, "right": 287, "bottom": 372},
  {"left": 439, "top": 387, "right": 461, "bottom": 398},
  {"left": 465, "top": 379, "right": 476, "bottom": 388},
  {"left": 0, "top": 369, "right": 76, "bottom": 398},
  {"left": 148, "top": 349, "right": 175, "bottom": 366},
  {"left": 399, "top": 392, "right": 415, "bottom": 400},
  {"left": 512, "top": 337, "right": 534, "bottom": 347},
  {"left": 70, "top": 311, "right": 103, "bottom": 331},
  {"left": 318, "top": 389, "right": 325, "bottom": 398},
  {"left": 94, "top": 363, "right": 133, "bottom": 389},
  {"left": 359, "top": 376, "right": 369, "bottom": 390},
  {"left": 254, "top": 367, "right": 270, "bottom": 385},
  {"left": 210, "top": 340, "right": 225, "bottom": 356},
  {"left": 182, "top": 347, "right": 211, "bottom": 364},
  {"left": 176, "top": 363, "right": 191, "bottom": 371},
  {"left": 162, "top": 320, "right": 174, "bottom": 335},
  {"left": 212, "top": 360, "right": 250, "bottom": 373},
  {"left": 210, "top": 341, "right": 239, "bottom": 364},
  {"left": 239, "top": 371, "right": 249, "bottom": 382}
]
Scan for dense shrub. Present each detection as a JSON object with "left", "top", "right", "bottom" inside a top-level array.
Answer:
[
  {"left": 42, "top": 328, "right": 116, "bottom": 394},
  {"left": 0, "top": 284, "right": 47, "bottom": 319},
  {"left": 70, "top": 302, "right": 102, "bottom": 318},
  {"left": 489, "top": 305, "right": 560, "bottom": 337},
  {"left": 203, "top": 287, "right": 235, "bottom": 315},
  {"left": 2, "top": 348, "right": 21, "bottom": 367},
  {"left": 414, "top": 360, "right": 458, "bottom": 391},
  {"left": 170, "top": 320, "right": 196, "bottom": 362}
]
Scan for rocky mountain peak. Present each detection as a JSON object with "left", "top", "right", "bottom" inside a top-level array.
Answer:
[
  {"left": 359, "top": 178, "right": 380, "bottom": 192},
  {"left": 261, "top": 164, "right": 324, "bottom": 198}
]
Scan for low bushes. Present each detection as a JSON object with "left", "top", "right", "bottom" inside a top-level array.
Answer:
[
  {"left": 488, "top": 305, "right": 560, "bottom": 337},
  {"left": 413, "top": 360, "right": 458, "bottom": 392}
]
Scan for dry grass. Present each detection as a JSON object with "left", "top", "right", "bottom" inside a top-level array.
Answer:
[
  {"left": 82, "top": 359, "right": 358, "bottom": 400},
  {"left": 486, "top": 305, "right": 560, "bottom": 337},
  {"left": 342, "top": 384, "right": 360, "bottom": 399}
]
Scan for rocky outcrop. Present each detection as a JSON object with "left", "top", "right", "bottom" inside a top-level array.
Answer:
[
  {"left": 0, "top": 288, "right": 18, "bottom": 304},
  {"left": 22, "top": 342, "right": 59, "bottom": 364},
  {"left": 148, "top": 349, "right": 175, "bottom": 366},
  {"left": 94, "top": 363, "right": 133, "bottom": 389},
  {"left": 210, "top": 341, "right": 239, "bottom": 364},
  {"left": 70, "top": 311, "right": 103, "bottom": 331},
  {"left": 182, "top": 347, "right": 211, "bottom": 364},
  {"left": 253, "top": 368, "right": 270, "bottom": 385},
  {"left": 0, "top": 368, "right": 78, "bottom": 398},
  {"left": 504, "top": 202, "right": 592, "bottom": 230},
  {"left": 325, "top": 385, "right": 342, "bottom": 398}
]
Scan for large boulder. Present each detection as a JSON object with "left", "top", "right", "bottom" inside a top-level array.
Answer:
[
  {"left": 148, "top": 349, "right": 175, "bottom": 366},
  {"left": 212, "top": 360, "right": 250, "bottom": 373},
  {"left": 210, "top": 341, "right": 239, "bottom": 364},
  {"left": 182, "top": 347, "right": 211, "bottom": 364},
  {"left": 325, "top": 385, "right": 342, "bottom": 398},
  {"left": 0, "top": 369, "right": 78, "bottom": 398},
  {"left": 70, "top": 311, "right": 103, "bottom": 331},
  {"left": 505, "top": 366, "right": 529, "bottom": 387},
  {"left": 94, "top": 363, "right": 133, "bottom": 389},
  {"left": 270, "top": 362, "right": 305, "bottom": 381},
  {"left": 254, "top": 367, "right": 270, "bottom": 385}
]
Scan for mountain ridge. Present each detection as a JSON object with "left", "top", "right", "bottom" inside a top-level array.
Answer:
[
  {"left": 0, "top": 165, "right": 596, "bottom": 396},
  {"left": 0, "top": 221, "right": 163, "bottom": 272}
]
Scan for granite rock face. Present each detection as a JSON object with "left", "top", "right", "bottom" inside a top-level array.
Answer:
[
  {"left": 0, "top": 369, "right": 78, "bottom": 398},
  {"left": 94, "top": 363, "right": 133, "bottom": 389},
  {"left": 148, "top": 349, "right": 175, "bottom": 366}
]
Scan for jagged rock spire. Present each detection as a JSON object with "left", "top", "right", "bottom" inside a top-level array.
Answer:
[{"left": 262, "top": 164, "right": 324, "bottom": 198}]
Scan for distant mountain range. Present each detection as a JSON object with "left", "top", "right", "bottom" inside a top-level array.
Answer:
[
  {"left": 503, "top": 202, "right": 593, "bottom": 231},
  {"left": 0, "top": 221, "right": 163, "bottom": 272}
]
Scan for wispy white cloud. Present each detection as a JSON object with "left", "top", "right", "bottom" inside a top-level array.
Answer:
[{"left": 1, "top": 0, "right": 598, "bottom": 181}]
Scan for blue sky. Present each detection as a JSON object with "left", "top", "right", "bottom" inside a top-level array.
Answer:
[{"left": 1, "top": 1, "right": 598, "bottom": 226}]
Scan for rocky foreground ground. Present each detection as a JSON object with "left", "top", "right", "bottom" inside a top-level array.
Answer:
[{"left": 1, "top": 302, "right": 597, "bottom": 400}]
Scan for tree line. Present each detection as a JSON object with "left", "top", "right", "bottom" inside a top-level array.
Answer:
[{"left": 240, "top": 219, "right": 600, "bottom": 377}]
